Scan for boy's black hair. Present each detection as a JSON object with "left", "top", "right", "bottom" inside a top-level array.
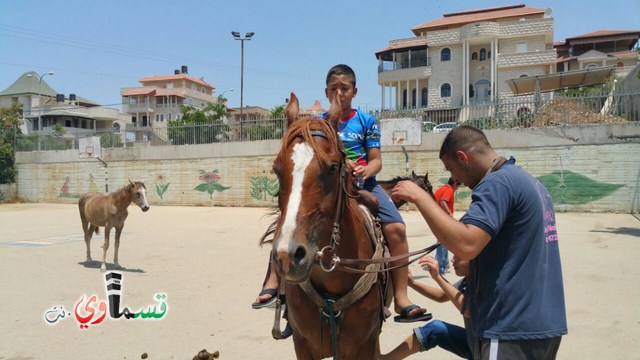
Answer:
[{"left": 326, "top": 64, "right": 356, "bottom": 87}]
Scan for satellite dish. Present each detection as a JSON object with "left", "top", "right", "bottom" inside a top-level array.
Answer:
[{"left": 544, "top": 8, "right": 553, "bottom": 18}]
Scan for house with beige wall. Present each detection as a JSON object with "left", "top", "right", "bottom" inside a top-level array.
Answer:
[
  {"left": 0, "top": 71, "right": 130, "bottom": 137},
  {"left": 375, "top": 4, "right": 556, "bottom": 116},
  {"left": 120, "top": 65, "right": 219, "bottom": 130},
  {"left": 555, "top": 30, "right": 640, "bottom": 78}
]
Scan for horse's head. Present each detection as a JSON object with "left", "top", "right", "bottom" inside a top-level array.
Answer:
[
  {"left": 411, "top": 171, "right": 434, "bottom": 199},
  {"left": 271, "top": 92, "right": 346, "bottom": 283},
  {"left": 128, "top": 180, "right": 150, "bottom": 212}
]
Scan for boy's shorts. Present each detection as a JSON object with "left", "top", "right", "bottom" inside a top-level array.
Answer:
[{"left": 363, "top": 180, "right": 405, "bottom": 224}]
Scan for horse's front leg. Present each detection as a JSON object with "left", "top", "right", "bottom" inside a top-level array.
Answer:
[
  {"left": 101, "top": 226, "right": 111, "bottom": 272},
  {"left": 84, "top": 224, "right": 96, "bottom": 263},
  {"left": 113, "top": 226, "right": 123, "bottom": 269}
]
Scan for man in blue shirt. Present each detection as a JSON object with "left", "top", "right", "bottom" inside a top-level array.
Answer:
[{"left": 392, "top": 125, "right": 567, "bottom": 359}]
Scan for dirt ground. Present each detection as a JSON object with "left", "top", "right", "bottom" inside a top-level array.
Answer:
[{"left": 0, "top": 203, "right": 638, "bottom": 359}]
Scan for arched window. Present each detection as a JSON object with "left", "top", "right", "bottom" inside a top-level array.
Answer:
[
  {"left": 616, "top": 62, "right": 624, "bottom": 68},
  {"left": 113, "top": 123, "right": 120, "bottom": 131},
  {"left": 440, "top": 83, "right": 451, "bottom": 98},
  {"left": 441, "top": 48, "right": 451, "bottom": 62},
  {"left": 479, "top": 48, "right": 486, "bottom": 61},
  {"left": 402, "top": 89, "right": 407, "bottom": 108},
  {"left": 520, "top": 74, "right": 528, "bottom": 78},
  {"left": 471, "top": 52, "right": 478, "bottom": 61},
  {"left": 421, "top": 88, "right": 428, "bottom": 107},
  {"left": 412, "top": 88, "right": 417, "bottom": 108}
]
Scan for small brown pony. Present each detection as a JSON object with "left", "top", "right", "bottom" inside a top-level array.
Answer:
[
  {"left": 378, "top": 171, "right": 434, "bottom": 207},
  {"left": 78, "top": 180, "right": 150, "bottom": 272},
  {"left": 267, "top": 93, "right": 384, "bottom": 359}
]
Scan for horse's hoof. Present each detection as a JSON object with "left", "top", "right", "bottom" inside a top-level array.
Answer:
[{"left": 100, "top": 266, "right": 106, "bottom": 272}]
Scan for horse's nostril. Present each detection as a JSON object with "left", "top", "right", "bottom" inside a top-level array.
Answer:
[{"left": 293, "top": 246, "right": 307, "bottom": 265}]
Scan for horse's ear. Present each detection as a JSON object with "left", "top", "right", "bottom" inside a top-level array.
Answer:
[
  {"left": 129, "top": 179, "right": 134, "bottom": 185},
  {"left": 325, "top": 91, "right": 341, "bottom": 129},
  {"left": 411, "top": 170, "right": 417, "bottom": 178},
  {"left": 285, "top": 92, "right": 299, "bottom": 126}
]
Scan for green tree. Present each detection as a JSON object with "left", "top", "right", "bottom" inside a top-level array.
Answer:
[
  {"left": 270, "top": 105, "right": 285, "bottom": 118},
  {"left": 167, "top": 96, "right": 230, "bottom": 144},
  {"left": 0, "top": 102, "right": 22, "bottom": 183}
]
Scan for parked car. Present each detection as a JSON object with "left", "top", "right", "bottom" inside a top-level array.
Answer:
[
  {"left": 433, "top": 122, "right": 458, "bottom": 133},
  {"left": 422, "top": 121, "right": 436, "bottom": 132}
]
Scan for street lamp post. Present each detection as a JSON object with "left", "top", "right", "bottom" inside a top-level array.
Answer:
[
  {"left": 219, "top": 88, "right": 234, "bottom": 100},
  {"left": 231, "top": 31, "right": 254, "bottom": 125},
  {"left": 37, "top": 72, "right": 54, "bottom": 136},
  {"left": 27, "top": 71, "right": 54, "bottom": 150}
]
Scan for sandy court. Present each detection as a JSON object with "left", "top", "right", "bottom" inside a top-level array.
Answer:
[{"left": 0, "top": 203, "right": 639, "bottom": 359}]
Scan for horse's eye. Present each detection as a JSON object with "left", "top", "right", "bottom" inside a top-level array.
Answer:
[
  {"left": 328, "top": 164, "right": 339, "bottom": 176},
  {"left": 137, "top": 193, "right": 141, "bottom": 198}
]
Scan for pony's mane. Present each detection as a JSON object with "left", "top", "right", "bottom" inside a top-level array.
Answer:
[
  {"left": 281, "top": 117, "right": 340, "bottom": 169},
  {"left": 113, "top": 182, "right": 145, "bottom": 203},
  {"left": 378, "top": 175, "right": 413, "bottom": 183}
]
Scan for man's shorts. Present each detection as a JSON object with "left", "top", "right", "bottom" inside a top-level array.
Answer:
[{"left": 472, "top": 336, "right": 562, "bottom": 360}]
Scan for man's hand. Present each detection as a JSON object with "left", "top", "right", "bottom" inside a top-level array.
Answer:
[{"left": 391, "top": 180, "right": 424, "bottom": 204}]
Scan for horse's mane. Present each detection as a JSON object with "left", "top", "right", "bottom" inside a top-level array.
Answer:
[
  {"left": 281, "top": 117, "right": 340, "bottom": 169},
  {"left": 377, "top": 175, "right": 413, "bottom": 184},
  {"left": 112, "top": 182, "right": 145, "bottom": 204}
]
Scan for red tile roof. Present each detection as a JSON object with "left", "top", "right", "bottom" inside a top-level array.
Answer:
[
  {"left": 139, "top": 74, "right": 214, "bottom": 89},
  {"left": 121, "top": 88, "right": 155, "bottom": 96},
  {"left": 412, "top": 4, "right": 546, "bottom": 33},
  {"left": 567, "top": 30, "right": 640, "bottom": 40},
  {"left": 375, "top": 39, "right": 428, "bottom": 56}
]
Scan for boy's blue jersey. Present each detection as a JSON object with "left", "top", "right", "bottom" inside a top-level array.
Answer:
[{"left": 335, "top": 109, "right": 381, "bottom": 168}]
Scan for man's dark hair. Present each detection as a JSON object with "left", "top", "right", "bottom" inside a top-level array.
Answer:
[
  {"left": 447, "top": 177, "right": 457, "bottom": 186},
  {"left": 326, "top": 64, "right": 356, "bottom": 87},
  {"left": 439, "top": 125, "right": 492, "bottom": 159}
]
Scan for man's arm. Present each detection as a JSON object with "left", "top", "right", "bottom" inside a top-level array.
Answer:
[{"left": 391, "top": 181, "right": 491, "bottom": 260}]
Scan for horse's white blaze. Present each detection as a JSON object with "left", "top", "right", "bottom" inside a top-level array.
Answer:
[{"left": 277, "top": 142, "right": 314, "bottom": 259}]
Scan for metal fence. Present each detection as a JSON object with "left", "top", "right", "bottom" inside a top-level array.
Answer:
[{"left": 14, "top": 89, "right": 640, "bottom": 151}]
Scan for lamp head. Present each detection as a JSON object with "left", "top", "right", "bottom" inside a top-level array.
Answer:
[
  {"left": 231, "top": 31, "right": 240, "bottom": 39},
  {"left": 245, "top": 32, "right": 255, "bottom": 39}
]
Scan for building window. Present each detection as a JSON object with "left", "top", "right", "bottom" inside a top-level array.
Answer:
[
  {"left": 471, "top": 52, "right": 478, "bottom": 60},
  {"left": 421, "top": 88, "right": 428, "bottom": 107},
  {"left": 412, "top": 88, "right": 417, "bottom": 108},
  {"left": 113, "top": 123, "right": 120, "bottom": 131},
  {"left": 191, "top": 84, "right": 197, "bottom": 90},
  {"left": 440, "top": 83, "right": 451, "bottom": 98},
  {"left": 201, "top": 87, "right": 206, "bottom": 93},
  {"left": 479, "top": 48, "right": 486, "bottom": 61},
  {"left": 441, "top": 48, "right": 451, "bottom": 61},
  {"left": 586, "top": 64, "right": 598, "bottom": 69},
  {"left": 488, "top": 50, "right": 491, "bottom": 59},
  {"left": 616, "top": 62, "right": 624, "bottom": 68},
  {"left": 128, "top": 97, "right": 137, "bottom": 105},
  {"left": 520, "top": 74, "right": 528, "bottom": 78},
  {"left": 402, "top": 89, "right": 407, "bottom": 108},
  {"left": 516, "top": 41, "right": 527, "bottom": 53},
  {"left": 160, "top": 114, "right": 164, "bottom": 122}
]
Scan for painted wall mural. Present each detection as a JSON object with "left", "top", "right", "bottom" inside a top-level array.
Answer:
[
  {"left": 59, "top": 176, "right": 80, "bottom": 198},
  {"left": 250, "top": 173, "right": 279, "bottom": 201},
  {"left": 0, "top": 190, "right": 5, "bottom": 202},
  {"left": 195, "top": 169, "right": 231, "bottom": 199},
  {"left": 87, "top": 174, "right": 100, "bottom": 193},
  {"left": 536, "top": 170, "right": 624, "bottom": 205},
  {"left": 155, "top": 174, "right": 170, "bottom": 200}
]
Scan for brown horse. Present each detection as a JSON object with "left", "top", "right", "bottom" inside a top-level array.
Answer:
[
  {"left": 378, "top": 171, "right": 434, "bottom": 207},
  {"left": 78, "top": 180, "right": 150, "bottom": 272},
  {"left": 267, "top": 93, "right": 384, "bottom": 359}
]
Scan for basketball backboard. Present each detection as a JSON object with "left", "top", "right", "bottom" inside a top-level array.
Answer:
[
  {"left": 379, "top": 118, "right": 422, "bottom": 146},
  {"left": 79, "top": 136, "right": 102, "bottom": 159}
]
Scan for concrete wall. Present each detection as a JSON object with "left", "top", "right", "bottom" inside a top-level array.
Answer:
[{"left": 13, "top": 123, "right": 640, "bottom": 213}]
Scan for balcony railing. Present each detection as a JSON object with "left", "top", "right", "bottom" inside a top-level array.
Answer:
[{"left": 379, "top": 57, "right": 431, "bottom": 72}]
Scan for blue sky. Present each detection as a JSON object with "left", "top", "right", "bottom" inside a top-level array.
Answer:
[{"left": 1, "top": 0, "right": 638, "bottom": 111}]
